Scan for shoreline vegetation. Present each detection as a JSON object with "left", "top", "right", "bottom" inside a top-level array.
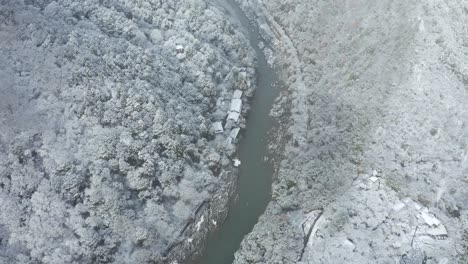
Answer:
[
  {"left": 233, "top": 0, "right": 468, "bottom": 263},
  {"left": 1, "top": 0, "right": 467, "bottom": 263},
  {"left": 0, "top": 1, "right": 257, "bottom": 263}
]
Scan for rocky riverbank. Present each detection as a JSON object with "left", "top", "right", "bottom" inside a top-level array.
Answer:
[
  {"left": 0, "top": 1, "right": 256, "bottom": 263},
  {"left": 234, "top": 0, "right": 468, "bottom": 263}
]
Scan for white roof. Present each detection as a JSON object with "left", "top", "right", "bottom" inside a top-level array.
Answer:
[
  {"left": 392, "top": 201, "right": 406, "bottom": 212},
  {"left": 230, "top": 99, "right": 242, "bottom": 113},
  {"left": 176, "top": 45, "right": 184, "bottom": 53},
  {"left": 230, "top": 127, "right": 240, "bottom": 139},
  {"left": 225, "top": 137, "right": 233, "bottom": 146},
  {"left": 233, "top": 90, "right": 243, "bottom": 99},
  {"left": 224, "top": 119, "right": 233, "bottom": 130},
  {"left": 233, "top": 158, "right": 241, "bottom": 167},
  {"left": 421, "top": 212, "right": 441, "bottom": 227},
  {"left": 227, "top": 111, "right": 240, "bottom": 122},
  {"left": 212, "top": 122, "right": 224, "bottom": 133}
]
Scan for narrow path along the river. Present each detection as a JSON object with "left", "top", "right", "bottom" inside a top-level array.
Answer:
[{"left": 197, "top": 1, "right": 281, "bottom": 263}]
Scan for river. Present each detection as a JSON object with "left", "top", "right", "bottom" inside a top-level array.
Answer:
[{"left": 197, "top": 0, "right": 280, "bottom": 263}]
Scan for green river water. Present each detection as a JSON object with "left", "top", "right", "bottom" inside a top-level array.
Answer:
[{"left": 198, "top": 1, "right": 281, "bottom": 263}]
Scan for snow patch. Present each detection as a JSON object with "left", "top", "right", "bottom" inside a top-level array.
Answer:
[{"left": 196, "top": 215, "right": 205, "bottom": 232}]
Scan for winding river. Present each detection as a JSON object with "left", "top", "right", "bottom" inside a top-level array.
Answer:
[{"left": 198, "top": 1, "right": 280, "bottom": 263}]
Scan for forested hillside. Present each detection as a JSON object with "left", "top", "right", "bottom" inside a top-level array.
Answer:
[
  {"left": 234, "top": 0, "right": 468, "bottom": 263},
  {"left": 0, "top": 0, "right": 255, "bottom": 263}
]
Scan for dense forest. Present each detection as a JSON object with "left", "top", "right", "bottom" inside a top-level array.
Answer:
[
  {"left": 0, "top": 0, "right": 255, "bottom": 262},
  {"left": 234, "top": 0, "right": 468, "bottom": 263}
]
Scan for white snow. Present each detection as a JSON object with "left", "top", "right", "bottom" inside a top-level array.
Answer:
[
  {"left": 392, "top": 201, "right": 406, "bottom": 212},
  {"left": 227, "top": 111, "right": 240, "bottom": 122},
  {"left": 403, "top": 198, "right": 423, "bottom": 211},
  {"left": 300, "top": 210, "right": 322, "bottom": 235},
  {"left": 212, "top": 121, "right": 224, "bottom": 134},
  {"left": 196, "top": 215, "right": 205, "bottom": 232},
  {"left": 233, "top": 89, "right": 243, "bottom": 99},
  {"left": 230, "top": 127, "right": 241, "bottom": 139},
  {"left": 420, "top": 211, "right": 441, "bottom": 227},
  {"left": 230, "top": 99, "right": 242, "bottom": 113},
  {"left": 176, "top": 53, "right": 186, "bottom": 60},
  {"left": 426, "top": 224, "right": 447, "bottom": 237},
  {"left": 342, "top": 239, "right": 356, "bottom": 251},
  {"left": 150, "top": 29, "right": 164, "bottom": 43},
  {"left": 369, "top": 176, "right": 379, "bottom": 182},
  {"left": 216, "top": 97, "right": 224, "bottom": 107},
  {"left": 233, "top": 158, "right": 241, "bottom": 167},
  {"left": 225, "top": 137, "right": 233, "bottom": 146},
  {"left": 438, "top": 258, "right": 449, "bottom": 264},
  {"left": 176, "top": 45, "right": 184, "bottom": 53}
]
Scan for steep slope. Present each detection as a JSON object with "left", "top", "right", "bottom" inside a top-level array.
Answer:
[
  {"left": 234, "top": 0, "right": 468, "bottom": 263},
  {"left": 0, "top": 0, "right": 255, "bottom": 263}
]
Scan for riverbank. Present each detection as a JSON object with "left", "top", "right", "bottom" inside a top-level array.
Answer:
[
  {"left": 234, "top": 0, "right": 468, "bottom": 263},
  {"left": 0, "top": 1, "right": 257, "bottom": 263},
  {"left": 193, "top": 0, "right": 282, "bottom": 263}
]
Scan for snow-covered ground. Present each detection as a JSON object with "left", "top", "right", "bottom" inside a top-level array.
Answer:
[
  {"left": 0, "top": 1, "right": 256, "bottom": 263},
  {"left": 2, "top": 0, "right": 467, "bottom": 263},
  {"left": 234, "top": 0, "right": 468, "bottom": 263}
]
